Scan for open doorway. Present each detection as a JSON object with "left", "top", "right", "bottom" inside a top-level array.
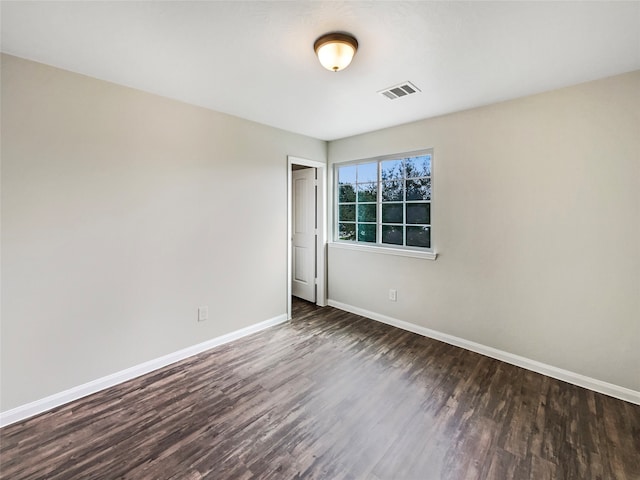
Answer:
[
  {"left": 287, "top": 156, "right": 327, "bottom": 320},
  {"left": 291, "top": 165, "right": 316, "bottom": 303}
]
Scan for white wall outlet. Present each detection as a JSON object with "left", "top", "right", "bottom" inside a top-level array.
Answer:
[
  {"left": 198, "top": 306, "right": 208, "bottom": 322},
  {"left": 389, "top": 289, "right": 397, "bottom": 301}
]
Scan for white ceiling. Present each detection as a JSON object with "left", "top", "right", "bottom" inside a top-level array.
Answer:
[{"left": 1, "top": 1, "right": 639, "bottom": 141}]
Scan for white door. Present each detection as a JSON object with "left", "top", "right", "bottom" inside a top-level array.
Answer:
[{"left": 292, "top": 167, "right": 316, "bottom": 302}]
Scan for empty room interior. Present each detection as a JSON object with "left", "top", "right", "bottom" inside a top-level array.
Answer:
[{"left": 1, "top": 1, "right": 639, "bottom": 479}]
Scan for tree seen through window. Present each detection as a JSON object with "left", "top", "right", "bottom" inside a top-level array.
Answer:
[{"left": 336, "top": 152, "right": 432, "bottom": 249}]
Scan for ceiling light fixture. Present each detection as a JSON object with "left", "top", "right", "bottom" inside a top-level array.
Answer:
[{"left": 314, "top": 32, "right": 358, "bottom": 72}]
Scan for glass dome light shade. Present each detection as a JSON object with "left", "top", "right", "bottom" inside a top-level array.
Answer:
[{"left": 314, "top": 33, "right": 358, "bottom": 72}]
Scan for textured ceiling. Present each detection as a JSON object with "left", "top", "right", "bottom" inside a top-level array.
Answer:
[{"left": 1, "top": 1, "right": 639, "bottom": 141}]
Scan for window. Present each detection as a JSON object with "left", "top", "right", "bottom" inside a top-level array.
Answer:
[{"left": 336, "top": 150, "right": 432, "bottom": 251}]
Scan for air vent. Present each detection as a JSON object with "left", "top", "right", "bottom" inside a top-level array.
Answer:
[{"left": 378, "top": 81, "right": 421, "bottom": 100}]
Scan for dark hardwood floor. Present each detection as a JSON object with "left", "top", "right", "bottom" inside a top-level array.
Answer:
[{"left": 1, "top": 298, "right": 639, "bottom": 479}]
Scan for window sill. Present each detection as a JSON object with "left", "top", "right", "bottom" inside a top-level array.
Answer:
[{"left": 329, "top": 241, "right": 437, "bottom": 260}]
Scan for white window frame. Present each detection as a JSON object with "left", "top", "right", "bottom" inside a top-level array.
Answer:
[{"left": 332, "top": 149, "right": 436, "bottom": 260}]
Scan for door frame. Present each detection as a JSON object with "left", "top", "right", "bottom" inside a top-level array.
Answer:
[{"left": 287, "top": 156, "right": 327, "bottom": 319}]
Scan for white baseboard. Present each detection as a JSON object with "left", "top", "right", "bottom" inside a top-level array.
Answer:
[
  {"left": 0, "top": 313, "right": 288, "bottom": 428},
  {"left": 328, "top": 299, "right": 640, "bottom": 406}
]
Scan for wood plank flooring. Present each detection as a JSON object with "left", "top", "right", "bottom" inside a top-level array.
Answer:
[{"left": 1, "top": 299, "right": 639, "bottom": 479}]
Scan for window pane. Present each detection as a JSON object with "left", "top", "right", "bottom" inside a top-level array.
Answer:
[
  {"left": 357, "top": 183, "right": 377, "bottom": 202},
  {"left": 406, "top": 178, "right": 431, "bottom": 200},
  {"left": 339, "top": 184, "right": 356, "bottom": 202},
  {"left": 339, "top": 223, "right": 356, "bottom": 241},
  {"left": 337, "top": 153, "right": 432, "bottom": 249},
  {"left": 407, "top": 226, "right": 430, "bottom": 248},
  {"left": 382, "top": 180, "right": 403, "bottom": 201},
  {"left": 339, "top": 204, "right": 355, "bottom": 222},
  {"left": 338, "top": 165, "right": 356, "bottom": 184},
  {"left": 406, "top": 203, "right": 430, "bottom": 224},
  {"left": 406, "top": 155, "right": 431, "bottom": 178},
  {"left": 382, "top": 203, "right": 403, "bottom": 223},
  {"left": 357, "top": 162, "right": 378, "bottom": 183},
  {"left": 358, "top": 204, "right": 377, "bottom": 222},
  {"left": 357, "top": 223, "right": 376, "bottom": 243},
  {"left": 382, "top": 225, "right": 403, "bottom": 245},
  {"left": 381, "top": 159, "right": 404, "bottom": 181}
]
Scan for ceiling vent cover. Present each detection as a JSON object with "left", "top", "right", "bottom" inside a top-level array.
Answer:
[{"left": 378, "top": 81, "right": 421, "bottom": 100}]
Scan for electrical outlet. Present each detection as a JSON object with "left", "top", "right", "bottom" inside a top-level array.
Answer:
[
  {"left": 198, "top": 306, "right": 208, "bottom": 322},
  {"left": 389, "top": 289, "right": 397, "bottom": 302}
]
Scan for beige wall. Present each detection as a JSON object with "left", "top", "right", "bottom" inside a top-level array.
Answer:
[
  {"left": 328, "top": 71, "right": 640, "bottom": 391},
  {"left": 0, "top": 54, "right": 326, "bottom": 410}
]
